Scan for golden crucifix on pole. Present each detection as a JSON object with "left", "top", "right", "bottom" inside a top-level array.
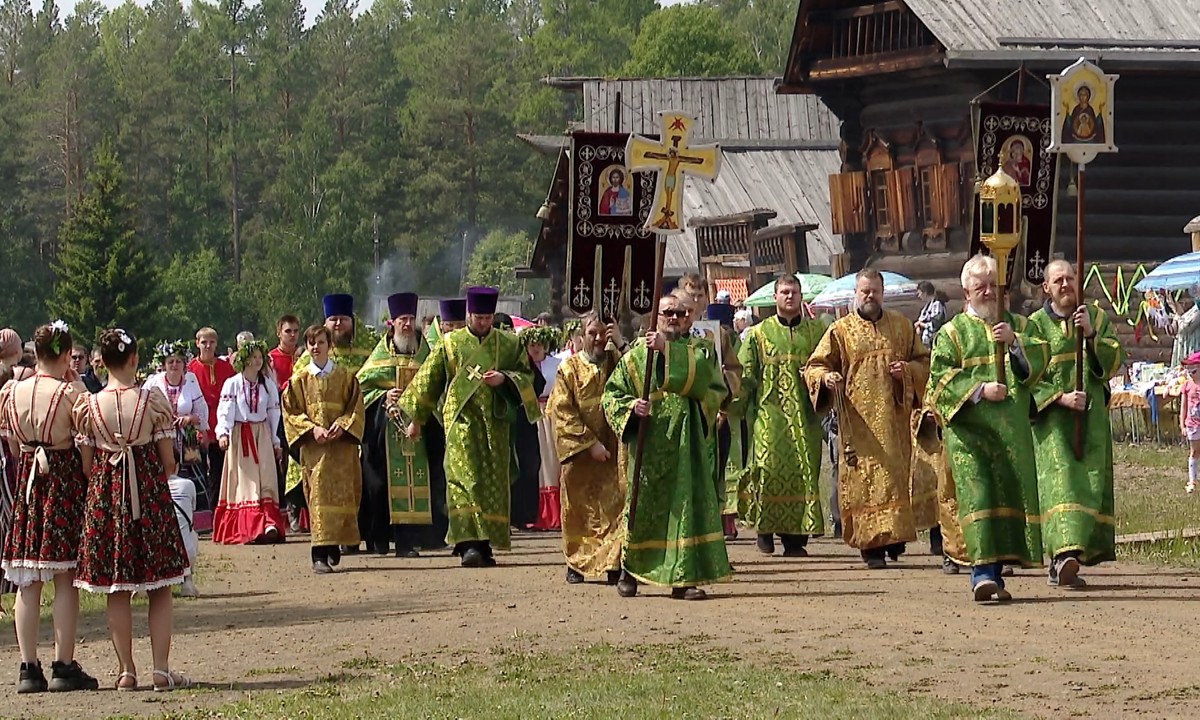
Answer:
[{"left": 626, "top": 113, "right": 721, "bottom": 234}]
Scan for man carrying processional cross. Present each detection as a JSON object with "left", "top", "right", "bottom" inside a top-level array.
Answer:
[
  {"left": 357, "top": 292, "right": 448, "bottom": 558},
  {"left": 399, "top": 287, "right": 539, "bottom": 568}
]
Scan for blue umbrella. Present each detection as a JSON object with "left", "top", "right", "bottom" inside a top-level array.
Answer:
[
  {"left": 1134, "top": 251, "right": 1200, "bottom": 292},
  {"left": 810, "top": 271, "right": 919, "bottom": 309}
]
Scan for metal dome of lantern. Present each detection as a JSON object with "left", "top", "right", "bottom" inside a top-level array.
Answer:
[{"left": 978, "top": 168, "right": 1023, "bottom": 385}]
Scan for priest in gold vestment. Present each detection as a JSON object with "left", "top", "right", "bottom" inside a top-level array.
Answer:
[
  {"left": 546, "top": 313, "right": 626, "bottom": 585},
  {"left": 283, "top": 324, "right": 366, "bottom": 574},
  {"left": 804, "top": 269, "right": 932, "bottom": 569}
]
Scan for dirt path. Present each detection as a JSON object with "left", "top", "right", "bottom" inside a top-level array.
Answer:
[{"left": 1, "top": 532, "right": 1198, "bottom": 719}]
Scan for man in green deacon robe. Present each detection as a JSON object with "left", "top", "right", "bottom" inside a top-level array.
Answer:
[
  {"left": 357, "top": 292, "right": 447, "bottom": 558},
  {"left": 398, "top": 286, "right": 540, "bottom": 568},
  {"left": 287, "top": 294, "right": 378, "bottom": 540},
  {"left": 1026, "top": 260, "right": 1124, "bottom": 588},
  {"left": 927, "top": 255, "right": 1049, "bottom": 602},
  {"left": 603, "top": 292, "right": 732, "bottom": 601},
  {"left": 730, "top": 274, "right": 826, "bottom": 556}
]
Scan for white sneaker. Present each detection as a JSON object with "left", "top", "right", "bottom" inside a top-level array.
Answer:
[
  {"left": 180, "top": 578, "right": 200, "bottom": 598},
  {"left": 1187, "top": 480, "right": 1196, "bottom": 495}
]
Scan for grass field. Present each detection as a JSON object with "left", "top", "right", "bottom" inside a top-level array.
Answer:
[{"left": 122, "top": 642, "right": 1017, "bottom": 720}]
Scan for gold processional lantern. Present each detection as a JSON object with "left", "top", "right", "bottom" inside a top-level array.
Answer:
[
  {"left": 978, "top": 168, "right": 1022, "bottom": 289},
  {"left": 978, "top": 169, "right": 1022, "bottom": 383}
]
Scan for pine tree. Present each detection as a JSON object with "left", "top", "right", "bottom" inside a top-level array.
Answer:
[{"left": 50, "top": 141, "right": 162, "bottom": 343}]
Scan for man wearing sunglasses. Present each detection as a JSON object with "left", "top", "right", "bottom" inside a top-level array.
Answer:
[
  {"left": 71, "top": 345, "right": 104, "bottom": 393},
  {"left": 603, "top": 293, "right": 731, "bottom": 600}
]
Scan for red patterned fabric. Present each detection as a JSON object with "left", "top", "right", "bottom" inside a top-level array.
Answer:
[
  {"left": 533, "top": 486, "right": 561, "bottom": 530},
  {"left": 1, "top": 448, "right": 87, "bottom": 578},
  {"left": 188, "top": 357, "right": 236, "bottom": 436}
]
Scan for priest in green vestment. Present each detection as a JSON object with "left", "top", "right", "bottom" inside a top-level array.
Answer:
[
  {"left": 357, "top": 292, "right": 447, "bottom": 558},
  {"left": 398, "top": 286, "right": 540, "bottom": 568},
  {"left": 1026, "top": 260, "right": 1124, "bottom": 588},
  {"left": 730, "top": 274, "right": 826, "bottom": 556},
  {"left": 603, "top": 292, "right": 731, "bottom": 600},
  {"left": 927, "top": 254, "right": 1049, "bottom": 602}
]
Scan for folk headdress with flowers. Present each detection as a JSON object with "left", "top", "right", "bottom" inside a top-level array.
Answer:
[
  {"left": 47, "top": 320, "right": 70, "bottom": 356},
  {"left": 519, "top": 325, "right": 560, "bottom": 353},
  {"left": 152, "top": 339, "right": 193, "bottom": 368},
  {"left": 233, "top": 340, "right": 269, "bottom": 373}
]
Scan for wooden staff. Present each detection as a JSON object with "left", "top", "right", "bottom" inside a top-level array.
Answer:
[
  {"left": 994, "top": 270, "right": 1008, "bottom": 385},
  {"left": 1073, "top": 163, "right": 1087, "bottom": 460},
  {"left": 626, "top": 237, "right": 667, "bottom": 534}
]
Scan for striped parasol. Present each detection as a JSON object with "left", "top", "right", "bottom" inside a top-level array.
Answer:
[
  {"left": 1134, "top": 251, "right": 1200, "bottom": 293},
  {"left": 809, "top": 271, "right": 919, "bottom": 309}
]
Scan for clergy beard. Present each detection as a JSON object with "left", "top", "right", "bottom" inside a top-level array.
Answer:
[
  {"left": 333, "top": 329, "right": 353, "bottom": 349},
  {"left": 970, "top": 299, "right": 998, "bottom": 322},
  {"left": 857, "top": 300, "right": 882, "bottom": 320},
  {"left": 392, "top": 331, "right": 418, "bottom": 355},
  {"left": 586, "top": 347, "right": 606, "bottom": 364},
  {"left": 660, "top": 327, "right": 680, "bottom": 342}
]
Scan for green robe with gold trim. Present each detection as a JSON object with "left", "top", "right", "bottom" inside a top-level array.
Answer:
[
  {"left": 399, "top": 327, "right": 539, "bottom": 551},
  {"left": 602, "top": 337, "right": 731, "bottom": 587},
  {"left": 731, "top": 315, "right": 825, "bottom": 535},
  {"left": 357, "top": 333, "right": 435, "bottom": 527},
  {"left": 926, "top": 311, "right": 1049, "bottom": 567},
  {"left": 1026, "top": 305, "right": 1124, "bottom": 565}
]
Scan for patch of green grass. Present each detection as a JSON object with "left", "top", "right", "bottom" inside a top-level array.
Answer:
[
  {"left": 137, "top": 643, "right": 1016, "bottom": 720},
  {"left": 245, "top": 665, "right": 301, "bottom": 677}
]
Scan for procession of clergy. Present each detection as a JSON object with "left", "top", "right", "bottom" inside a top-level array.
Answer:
[{"left": 309, "top": 251, "right": 1119, "bottom": 603}]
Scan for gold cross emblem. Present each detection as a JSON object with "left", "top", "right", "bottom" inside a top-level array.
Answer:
[
  {"left": 626, "top": 113, "right": 721, "bottom": 233},
  {"left": 466, "top": 365, "right": 485, "bottom": 382}
]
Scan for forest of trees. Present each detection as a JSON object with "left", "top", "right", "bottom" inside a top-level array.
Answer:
[{"left": 0, "top": 0, "right": 796, "bottom": 343}]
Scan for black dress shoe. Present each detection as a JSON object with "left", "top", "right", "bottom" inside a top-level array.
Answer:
[
  {"left": 17, "top": 662, "right": 48, "bottom": 694},
  {"left": 865, "top": 556, "right": 887, "bottom": 570},
  {"left": 328, "top": 547, "right": 342, "bottom": 566},
  {"left": 461, "top": 548, "right": 485, "bottom": 567},
  {"left": 374, "top": 542, "right": 390, "bottom": 556},
  {"left": 606, "top": 570, "right": 621, "bottom": 586},
  {"left": 616, "top": 572, "right": 638, "bottom": 597},
  {"left": 886, "top": 544, "right": 905, "bottom": 561},
  {"left": 942, "top": 556, "right": 961, "bottom": 574},
  {"left": 566, "top": 568, "right": 585, "bottom": 584},
  {"left": 755, "top": 534, "right": 776, "bottom": 555},
  {"left": 670, "top": 587, "right": 707, "bottom": 600}
]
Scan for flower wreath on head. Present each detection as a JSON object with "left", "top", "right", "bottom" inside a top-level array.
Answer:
[
  {"left": 519, "top": 326, "right": 560, "bottom": 354},
  {"left": 560, "top": 319, "right": 582, "bottom": 347},
  {"left": 152, "top": 339, "right": 193, "bottom": 369},
  {"left": 232, "top": 340, "right": 269, "bottom": 373},
  {"left": 47, "top": 320, "right": 70, "bottom": 357}
]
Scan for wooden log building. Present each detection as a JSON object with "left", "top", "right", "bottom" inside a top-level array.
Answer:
[{"left": 779, "top": 0, "right": 1200, "bottom": 360}]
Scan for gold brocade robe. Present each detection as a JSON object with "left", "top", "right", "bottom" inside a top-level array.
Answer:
[
  {"left": 910, "top": 409, "right": 968, "bottom": 564},
  {"left": 283, "top": 366, "right": 366, "bottom": 546},
  {"left": 546, "top": 352, "right": 626, "bottom": 576},
  {"left": 804, "top": 309, "right": 932, "bottom": 550}
]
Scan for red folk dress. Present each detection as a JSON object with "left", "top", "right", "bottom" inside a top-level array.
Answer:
[
  {"left": 0, "top": 374, "right": 88, "bottom": 586},
  {"left": 72, "top": 386, "right": 189, "bottom": 594}
]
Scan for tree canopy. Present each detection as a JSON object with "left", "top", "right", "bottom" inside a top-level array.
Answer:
[{"left": 0, "top": 0, "right": 787, "bottom": 342}]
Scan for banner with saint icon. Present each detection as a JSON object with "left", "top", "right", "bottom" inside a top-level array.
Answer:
[
  {"left": 970, "top": 102, "right": 1060, "bottom": 285},
  {"left": 566, "top": 132, "right": 659, "bottom": 320}
]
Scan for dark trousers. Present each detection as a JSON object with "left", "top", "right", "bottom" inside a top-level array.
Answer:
[
  {"left": 510, "top": 417, "right": 540, "bottom": 528},
  {"left": 311, "top": 545, "right": 342, "bottom": 564},
  {"left": 276, "top": 418, "right": 289, "bottom": 506},
  {"left": 203, "top": 442, "right": 225, "bottom": 504},
  {"left": 716, "top": 421, "right": 731, "bottom": 508}
]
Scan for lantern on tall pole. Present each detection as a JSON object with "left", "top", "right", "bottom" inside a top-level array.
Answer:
[
  {"left": 979, "top": 169, "right": 1023, "bottom": 384},
  {"left": 1048, "top": 57, "right": 1118, "bottom": 460}
]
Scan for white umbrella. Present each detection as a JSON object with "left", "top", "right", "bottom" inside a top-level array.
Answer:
[{"left": 809, "top": 271, "right": 920, "bottom": 309}]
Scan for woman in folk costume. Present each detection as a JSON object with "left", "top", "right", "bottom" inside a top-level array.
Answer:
[
  {"left": 1, "top": 322, "right": 99, "bottom": 693},
  {"left": 0, "top": 362, "right": 18, "bottom": 612},
  {"left": 212, "top": 341, "right": 285, "bottom": 545},
  {"left": 522, "top": 326, "right": 563, "bottom": 530},
  {"left": 144, "top": 341, "right": 208, "bottom": 473},
  {"left": 72, "top": 329, "right": 191, "bottom": 692}
]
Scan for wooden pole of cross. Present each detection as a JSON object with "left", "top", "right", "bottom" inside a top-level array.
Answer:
[{"left": 623, "top": 112, "right": 721, "bottom": 533}]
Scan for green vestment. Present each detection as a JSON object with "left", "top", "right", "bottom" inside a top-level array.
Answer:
[
  {"left": 1026, "top": 305, "right": 1124, "bottom": 565},
  {"left": 357, "top": 333, "right": 433, "bottom": 525},
  {"left": 731, "top": 316, "right": 825, "bottom": 535},
  {"left": 722, "top": 331, "right": 749, "bottom": 516},
  {"left": 603, "top": 337, "right": 732, "bottom": 587},
  {"left": 399, "top": 327, "right": 539, "bottom": 551},
  {"left": 927, "top": 311, "right": 1049, "bottom": 567}
]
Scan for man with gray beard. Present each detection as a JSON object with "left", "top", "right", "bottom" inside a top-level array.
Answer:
[{"left": 357, "top": 293, "right": 447, "bottom": 557}]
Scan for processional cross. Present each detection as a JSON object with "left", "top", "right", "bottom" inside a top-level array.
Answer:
[{"left": 627, "top": 114, "right": 721, "bottom": 233}]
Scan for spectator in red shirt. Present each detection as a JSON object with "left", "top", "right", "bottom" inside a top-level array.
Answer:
[
  {"left": 268, "top": 315, "right": 301, "bottom": 391},
  {"left": 189, "top": 327, "right": 236, "bottom": 503},
  {"left": 268, "top": 315, "right": 302, "bottom": 510}
]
